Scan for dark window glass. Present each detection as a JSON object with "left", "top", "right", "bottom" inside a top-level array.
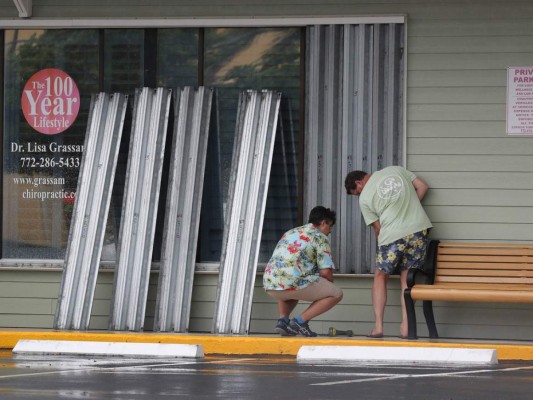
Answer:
[
  {"left": 103, "top": 29, "right": 144, "bottom": 94},
  {"left": 157, "top": 29, "right": 199, "bottom": 87},
  {"left": 201, "top": 28, "right": 300, "bottom": 262},
  {"left": 3, "top": 29, "right": 99, "bottom": 258},
  {"left": 101, "top": 29, "right": 145, "bottom": 261}
]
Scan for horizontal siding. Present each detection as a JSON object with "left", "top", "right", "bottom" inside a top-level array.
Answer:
[
  {"left": 410, "top": 19, "right": 533, "bottom": 37},
  {"left": 409, "top": 36, "right": 533, "bottom": 54},
  {"left": 424, "top": 189, "right": 532, "bottom": 206},
  {"left": 409, "top": 53, "right": 533, "bottom": 71},
  {"left": 409, "top": 121, "right": 506, "bottom": 137},
  {"left": 408, "top": 70, "right": 504, "bottom": 88},
  {"left": 408, "top": 138, "right": 531, "bottom": 154},
  {"left": 0, "top": 0, "right": 526, "bottom": 20},
  {"left": 409, "top": 87, "right": 504, "bottom": 105},
  {"left": 419, "top": 172, "right": 533, "bottom": 189},
  {"left": 426, "top": 206, "right": 533, "bottom": 224},
  {"left": 1, "top": 270, "right": 533, "bottom": 340},
  {"left": 430, "top": 223, "right": 533, "bottom": 242},
  {"left": 410, "top": 155, "right": 533, "bottom": 171},
  {"left": 409, "top": 104, "right": 504, "bottom": 121}
]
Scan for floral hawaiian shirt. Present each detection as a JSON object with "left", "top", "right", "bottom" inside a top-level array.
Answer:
[{"left": 263, "top": 223, "right": 335, "bottom": 291}]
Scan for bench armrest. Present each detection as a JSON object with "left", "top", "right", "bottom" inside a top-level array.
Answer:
[{"left": 406, "top": 239, "right": 440, "bottom": 288}]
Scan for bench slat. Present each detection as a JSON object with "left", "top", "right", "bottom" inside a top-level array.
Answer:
[
  {"left": 436, "top": 261, "right": 533, "bottom": 270},
  {"left": 435, "top": 275, "right": 533, "bottom": 284},
  {"left": 427, "top": 282, "right": 533, "bottom": 290},
  {"left": 438, "top": 247, "right": 533, "bottom": 256},
  {"left": 436, "top": 269, "right": 533, "bottom": 277},
  {"left": 437, "top": 254, "right": 533, "bottom": 263},
  {"left": 439, "top": 242, "right": 533, "bottom": 249},
  {"left": 410, "top": 285, "right": 533, "bottom": 303}
]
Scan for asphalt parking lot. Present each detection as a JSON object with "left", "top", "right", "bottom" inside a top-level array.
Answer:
[{"left": 0, "top": 350, "right": 533, "bottom": 399}]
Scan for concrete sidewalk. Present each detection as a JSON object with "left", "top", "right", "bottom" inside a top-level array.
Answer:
[{"left": 2, "top": 330, "right": 533, "bottom": 360}]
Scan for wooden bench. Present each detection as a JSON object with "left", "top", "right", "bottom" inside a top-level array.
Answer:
[{"left": 404, "top": 240, "right": 533, "bottom": 340}]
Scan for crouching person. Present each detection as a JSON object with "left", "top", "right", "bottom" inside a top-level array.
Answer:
[{"left": 263, "top": 206, "right": 343, "bottom": 337}]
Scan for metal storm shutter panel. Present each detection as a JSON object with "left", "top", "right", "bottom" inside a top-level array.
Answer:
[
  {"left": 54, "top": 93, "right": 128, "bottom": 330},
  {"left": 305, "top": 24, "right": 404, "bottom": 274},
  {"left": 213, "top": 90, "right": 281, "bottom": 334},
  {"left": 154, "top": 87, "right": 213, "bottom": 332},
  {"left": 109, "top": 87, "right": 172, "bottom": 331}
]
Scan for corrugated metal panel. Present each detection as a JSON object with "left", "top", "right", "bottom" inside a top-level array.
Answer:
[
  {"left": 154, "top": 87, "right": 213, "bottom": 332},
  {"left": 213, "top": 90, "right": 281, "bottom": 334},
  {"left": 305, "top": 24, "right": 404, "bottom": 274},
  {"left": 54, "top": 93, "right": 128, "bottom": 330},
  {"left": 109, "top": 87, "right": 172, "bottom": 331}
]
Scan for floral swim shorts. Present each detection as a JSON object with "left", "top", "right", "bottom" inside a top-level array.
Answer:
[{"left": 376, "top": 229, "right": 430, "bottom": 274}]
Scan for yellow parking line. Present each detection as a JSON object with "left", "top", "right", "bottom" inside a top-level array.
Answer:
[{"left": 1, "top": 331, "right": 532, "bottom": 361}]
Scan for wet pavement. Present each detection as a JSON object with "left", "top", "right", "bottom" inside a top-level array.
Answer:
[{"left": 0, "top": 350, "right": 532, "bottom": 399}]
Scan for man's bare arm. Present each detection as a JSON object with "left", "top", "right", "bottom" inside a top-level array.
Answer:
[
  {"left": 412, "top": 176, "right": 429, "bottom": 200},
  {"left": 372, "top": 221, "right": 381, "bottom": 240}
]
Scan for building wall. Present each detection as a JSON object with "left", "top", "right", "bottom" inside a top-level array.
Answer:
[
  {"left": 1, "top": 270, "right": 532, "bottom": 340},
  {"left": 0, "top": 0, "right": 532, "bottom": 340}
]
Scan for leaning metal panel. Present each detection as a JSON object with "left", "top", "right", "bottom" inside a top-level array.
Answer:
[
  {"left": 54, "top": 93, "right": 128, "bottom": 330},
  {"left": 305, "top": 24, "right": 404, "bottom": 274},
  {"left": 109, "top": 87, "right": 172, "bottom": 331},
  {"left": 154, "top": 87, "right": 213, "bottom": 332},
  {"left": 213, "top": 90, "right": 281, "bottom": 334}
]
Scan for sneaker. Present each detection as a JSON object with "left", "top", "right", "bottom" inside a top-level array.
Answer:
[
  {"left": 274, "top": 318, "right": 295, "bottom": 336},
  {"left": 287, "top": 319, "right": 317, "bottom": 337}
]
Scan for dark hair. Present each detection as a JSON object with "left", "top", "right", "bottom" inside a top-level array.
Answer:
[
  {"left": 344, "top": 170, "right": 368, "bottom": 194},
  {"left": 308, "top": 206, "right": 336, "bottom": 226}
]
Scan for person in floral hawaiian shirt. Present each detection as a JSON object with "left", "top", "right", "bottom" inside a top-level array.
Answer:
[{"left": 263, "top": 206, "right": 343, "bottom": 337}]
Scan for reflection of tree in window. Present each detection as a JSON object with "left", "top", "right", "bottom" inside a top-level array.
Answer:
[{"left": 201, "top": 28, "right": 300, "bottom": 262}]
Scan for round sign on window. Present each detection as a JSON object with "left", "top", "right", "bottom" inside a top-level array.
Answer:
[{"left": 21, "top": 68, "right": 80, "bottom": 135}]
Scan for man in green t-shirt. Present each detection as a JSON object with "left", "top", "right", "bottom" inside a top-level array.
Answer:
[{"left": 345, "top": 166, "right": 432, "bottom": 339}]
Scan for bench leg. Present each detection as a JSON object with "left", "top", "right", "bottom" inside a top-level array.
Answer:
[
  {"left": 404, "top": 288, "right": 417, "bottom": 339},
  {"left": 422, "top": 300, "right": 439, "bottom": 338}
]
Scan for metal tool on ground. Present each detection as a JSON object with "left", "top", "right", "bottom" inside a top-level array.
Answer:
[{"left": 328, "top": 327, "right": 354, "bottom": 337}]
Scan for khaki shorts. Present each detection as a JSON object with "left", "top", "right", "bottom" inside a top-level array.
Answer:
[{"left": 266, "top": 277, "right": 343, "bottom": 302}]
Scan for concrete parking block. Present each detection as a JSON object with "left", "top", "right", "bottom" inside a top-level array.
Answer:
[
  {"left": 297, "top": 345, "right": 498, "bottom": 365},
  {"left": 12, "top": 339, "right": 204, "bottom": 358}
]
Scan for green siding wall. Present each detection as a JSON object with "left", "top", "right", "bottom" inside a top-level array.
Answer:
[
  {"left": 0, "top": 0, "right": 533, "bottom": 340},
  {"left": 1, "top": 270, "right": 532, "bottom": 340}
]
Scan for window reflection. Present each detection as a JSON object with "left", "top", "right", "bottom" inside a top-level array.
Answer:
[
  {"left": 201, "top": 28, "right": 300, "bottom": 262},
  {"left": 3, "top": 29, "right": 99, "bottom": 258},
  {"left": 2, "top": 27, "right": 300, "bottom": 264}
]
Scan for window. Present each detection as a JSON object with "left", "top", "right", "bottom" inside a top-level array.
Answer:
[
  {"left": 201, "top": 27, "right": 300, "bottom": 262},
  {"left": 2, "top": 24, "right": 404, "bottom": 272},
  {"left": 2, "top": 27, "right": 301, "bottom": 264},
  {"left": 3, "top": 29, "right": 98, "bottom": 258}
]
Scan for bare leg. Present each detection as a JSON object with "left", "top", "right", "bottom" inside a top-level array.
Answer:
[
  {"left": 399, "top": 269, "right": 409, "bottom": 337},
  {"left": 278, "top": 299, "right": 298, "bottom": 318},
  {"left": 371, "top": 269, "right": 389, "bottom": 335},
  {"left": 300, "top": 293, "right": 343, "bottom": 321}
]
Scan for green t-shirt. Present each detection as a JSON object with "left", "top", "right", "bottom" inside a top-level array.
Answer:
[{"left": 359, "top": 166, "right": 433, "bottom": 246}]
